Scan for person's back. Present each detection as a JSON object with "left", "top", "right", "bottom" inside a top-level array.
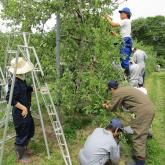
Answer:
[
  {"left": 134, "top": 86, "right": 148, "bottom": 95},
  {"left": 112, "top": 87, "right": 154, "bottom": 114},
  {"left": 79, "top": 128, "right": 120, "bottom": 165},
  {"left": 134, "top": 49, "right": 148, "bottom": 65},
  {"left": 129, "top": 63, "right": 141, "bottom": 87}
]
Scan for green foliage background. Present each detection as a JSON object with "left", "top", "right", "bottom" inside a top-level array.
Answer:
[
  {"left": 0, "top": 0, "right": 156, "bottom": 115},
  {"left": 132, "top": 16, "right": 165, "bottom": 66}
]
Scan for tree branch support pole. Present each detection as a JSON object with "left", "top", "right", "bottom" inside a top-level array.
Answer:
[{"left": 56, "top": 13, "right": 61, "bottom": 118}]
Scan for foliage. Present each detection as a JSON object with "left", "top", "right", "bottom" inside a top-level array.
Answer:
[
  {"left": 63, "top": 115, "right": 92, "bottom": 141},
  {"left": 0, "top": 1, "right": 156, "bottom": 116},
  {"left": 132, "top": 16, "right": 165, "bottom": 66},
  {"left": 0, "top": 33, "right": 7, "bottom": 67},
  {"left": 0, "top": 0, "right": 63, "bottom": 31}
]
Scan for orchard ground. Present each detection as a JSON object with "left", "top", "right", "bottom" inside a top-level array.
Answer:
[{"left": 2, "top": 71, "right": 165, "bottom": 165}]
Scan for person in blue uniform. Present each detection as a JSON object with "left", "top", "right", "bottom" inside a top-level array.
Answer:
[
  {"left": 104, "top": 7, "right": 133, "bottom": 76},
  {"left": 6, "top": 57, "right": 35, "bottom": 164}
]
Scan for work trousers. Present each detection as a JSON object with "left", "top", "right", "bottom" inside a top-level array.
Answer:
[
  {"left": 120, "top": 37, "right": 133, "bottom": 70},
  {"left": 139, "top": 63, "right": 145, "bottom": 85},
  {"left": 12, "top": 108, "right": 35, "bottom": 146},
  {"left": 131, "top": 106, "right": 154, "bottom": 158}
]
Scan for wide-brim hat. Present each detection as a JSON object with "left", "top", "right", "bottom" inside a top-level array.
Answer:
[{"left": 9, "top": 57, "right": 34, "bottom": 74}]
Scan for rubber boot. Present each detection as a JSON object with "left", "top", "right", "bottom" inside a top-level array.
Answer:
[
  {"left": 15, "top": 144, "right": 25, "bottom": 160},
  {"left": 25, "top": 139, "right": 33, "bottom": 156},
  {"left": 136, "top": 159, "right": 145, "bottom": 165},
  {"left": 125, "top": 161, "right": 136, "bottom": 165},
  {"left": 125, "top": 158, "right": 145, "bottom": 165},
  {"left": 15, "top": 144, "right": 31, "bottom": 164}
]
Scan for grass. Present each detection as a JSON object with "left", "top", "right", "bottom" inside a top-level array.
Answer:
[
  {"left": 145, "top": 72, "right": 165, "bottom": 165},
  {"left": 1, "top": 72, "right": 165, "bottom": 165}
]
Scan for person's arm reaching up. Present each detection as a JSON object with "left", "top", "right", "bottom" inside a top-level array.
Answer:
[{"left": 104, "top": 15, "right": 120, "bottom": 27}]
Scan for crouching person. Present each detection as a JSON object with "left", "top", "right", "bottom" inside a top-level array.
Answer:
[
  {"left": 6, "top": 57, "right": 35, "bottom": 164},
  {"left": 79, "top": 119, "right": 123, "bottom": 165}
]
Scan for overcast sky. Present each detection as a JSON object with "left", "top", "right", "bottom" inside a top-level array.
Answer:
[
  {"left": 0, "top": 0, "right": 165, "bottom": 32},
  {"left": 113, "top": 0, "right": 165, "bottom": 21}
]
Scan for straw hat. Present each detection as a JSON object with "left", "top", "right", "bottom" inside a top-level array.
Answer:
[{"left": 9, "top": 57, "right": 34, "bottom": 74}]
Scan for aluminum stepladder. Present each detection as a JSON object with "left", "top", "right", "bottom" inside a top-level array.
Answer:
[
  {"left": 22, "top": 32, "right": 72, "bottom": 165},
  {"left": 0, "top": 67, "right": 7, "bottom": 104},
  {"left": 0, "top": 32, "right": 72, "bottom": 165},
  {"left": 0, "top": 66, "right": 15, "bottom": 143},
  {"left": 0, "top": 37, "right": 21, "bottom": 160}
]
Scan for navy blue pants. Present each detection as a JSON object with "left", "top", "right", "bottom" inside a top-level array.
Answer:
[
  {"left": 12, "top": 108, "right": 35, "bottom": 146},
  {"left": 120, "top": 37, "right": 133, "bottom": 70}
]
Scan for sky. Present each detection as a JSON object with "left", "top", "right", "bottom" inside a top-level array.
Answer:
[
  {"left": 112, "top": 0, "right": 165, "bottom": 21},
  {"left": 0, "top": 0, "right": 165, "bottom": 32}
]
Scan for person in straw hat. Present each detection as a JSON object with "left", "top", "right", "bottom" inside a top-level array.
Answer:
[{"left": 6, "top": 57, "right": 35, "bottom": 164}]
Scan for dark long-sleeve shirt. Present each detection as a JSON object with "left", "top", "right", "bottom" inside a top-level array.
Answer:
[
  {"left": 6, "top": 77, "right": 33, "bottom": 125},
  {"left": 6, "top": 77, "right": 33, "bottom": 109}
]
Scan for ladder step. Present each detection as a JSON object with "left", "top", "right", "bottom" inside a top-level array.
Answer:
[
  {"left": 64, "top": 156, "right": 70, "bottom": 158},
  {"left": 40, "top": 86, "right": 49, "bottom": 95},
  {"left": 55, "top": 128, "right": 61, "bottom": 131},
  {"left": 46, "top": 104, "right": 52, "bottom": 109},
  {"left": 0, "top": 133, "right": 16, "bottom": 145},
  {"left": 49, "top": 113, "right": 56, "bottom": 116},
  {"left": 56, "top": 133, "right": 63, "bottom": 136},
  {"left": 0, "top": 100, "right": 7, "bottom": 104},
  {"left": 7, "top": 50, "right": 17, "bottom": 54},
  {"left": 60, "top": 143, "right": 65, "bottom": 146},
  {"left": 33, "top": 68, "right": 41, "bottom": 72},
  {"left": 47, "top": 105, "right": 56, "bottom": 116}
]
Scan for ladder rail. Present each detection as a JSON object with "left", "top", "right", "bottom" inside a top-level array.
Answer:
[
  {"left": 45, "top": 83, "right": 72, "bottom": 165},
  {"left": 22, "top": 32, "right": 51, "bottom": 158},
  {"left": 31, "top": 71, "right": 51, "bottom": 158},
  {"left": 0, "top": 68, "right": 6, "bottom": 85},
  {"left": 0, "top": 49, "right": 19, "bottom": 165},
  {"left": 33, "top": 71, "right": 72, "bottom": 165}
]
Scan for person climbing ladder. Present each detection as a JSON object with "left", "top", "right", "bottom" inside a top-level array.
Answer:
[{"left": 104, "top": 7, "right": 133, "bottom": 76}]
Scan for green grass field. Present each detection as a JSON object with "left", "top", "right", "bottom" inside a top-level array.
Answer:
[
  {"left": 145, "top": 72, "right": 165, "bottom": 165},
  {"left": 1, "top": 72, "right": 165, "bottom": 165}
]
